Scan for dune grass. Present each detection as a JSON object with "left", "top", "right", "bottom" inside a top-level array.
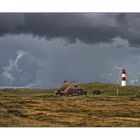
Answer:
[{"left": 0, "top": 82, "right": 140, "bottom": 127}]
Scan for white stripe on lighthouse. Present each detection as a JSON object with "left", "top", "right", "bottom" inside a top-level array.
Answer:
[
  {"left": 121, "top": 80, "right": 126, "bottom": 86},
  {"left": 122, "top": 74, "right": 126, "bottom": 77}
]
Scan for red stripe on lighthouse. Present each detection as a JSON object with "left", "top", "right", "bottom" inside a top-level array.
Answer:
[{"left": 122, "top": 77, "right": 126, "bottom": 80}]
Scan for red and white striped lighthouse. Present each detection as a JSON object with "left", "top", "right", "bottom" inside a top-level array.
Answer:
[{"left": 121, "top": 69, "right": 126, "bottom": 86}]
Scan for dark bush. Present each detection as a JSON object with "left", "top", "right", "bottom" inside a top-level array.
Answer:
[{"left": 92, "top": 90, "right": 101, "bottom": 95}]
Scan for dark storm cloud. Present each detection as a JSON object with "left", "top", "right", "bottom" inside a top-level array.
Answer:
[{"left": 0, "top": 13, "right": 140, "bottom": 45}]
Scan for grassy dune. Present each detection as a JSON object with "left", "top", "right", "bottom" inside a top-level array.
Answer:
[{"left": 0, "top": 82, "right": 140, "bottom": 127}]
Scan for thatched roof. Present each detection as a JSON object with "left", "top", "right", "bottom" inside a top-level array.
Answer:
[{"left": 59, "top": 81, "right": 80, "bottom": 93}]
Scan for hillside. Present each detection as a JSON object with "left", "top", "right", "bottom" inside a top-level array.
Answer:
[
  {"left": 0, "top": 82, "right": 139, "bottom": 127},
  {"left": 80, "top": 82, "right": 140, "bottom": 96}
]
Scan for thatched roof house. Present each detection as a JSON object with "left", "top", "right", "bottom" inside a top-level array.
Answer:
[{"left": 55, "top": 81, "right": 86, "bottom": 96}]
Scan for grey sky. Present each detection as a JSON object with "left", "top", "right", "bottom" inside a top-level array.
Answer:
[{"left": 0, "top": 13, "right": 140, "bottom": 87}]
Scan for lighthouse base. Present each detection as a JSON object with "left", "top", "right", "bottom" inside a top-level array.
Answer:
[{"left": 121, "top": 81, "right": 126, "bottom": 86}]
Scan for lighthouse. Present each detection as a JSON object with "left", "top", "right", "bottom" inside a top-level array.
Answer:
[{"left": 121, "top": 69, "right": 126, "bottom": 86}]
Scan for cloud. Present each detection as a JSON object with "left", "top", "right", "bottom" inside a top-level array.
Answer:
[
  {"left": 16, "top": 50, "right": 26, "bottom": 64},
  {"left": 0, "top": 13, "right": 140, "bottom": 46},
  {"left": 130, "top": 79, "right": 138, "bottom": 84},
  {"left": 1, "top": 50, "right": 26, "bottom": 82},
  {"left": 1, "top": 34, "right": 140, "bottom": 87},
  {"left": 1, "top": 14, "right": 140, "bottom": 87},
  {"left": 110, "top": 37, "right": 129, "bottom": 48}
]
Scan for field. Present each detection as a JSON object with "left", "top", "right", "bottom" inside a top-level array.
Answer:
[{"left": 0, "top": 82, "right": 140, "bottom": 127}]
